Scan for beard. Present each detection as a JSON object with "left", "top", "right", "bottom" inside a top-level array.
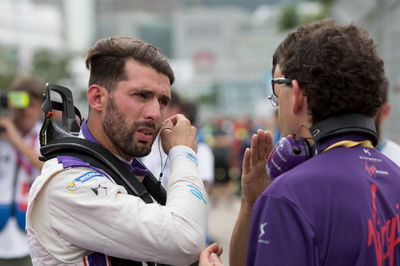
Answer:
[{"left": 102, "top": 97, "right": 157, "bottom": 158}]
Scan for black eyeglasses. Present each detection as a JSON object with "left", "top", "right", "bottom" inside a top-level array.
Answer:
[
  {"left": 267, "top": 78, "right": 311, "bottom": 108},
  {"left": 267, "top": 78, "right": 293, "bottom": 108}
]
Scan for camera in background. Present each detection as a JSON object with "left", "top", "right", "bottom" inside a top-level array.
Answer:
[{"left": 0, "top": 91, "right": 30, "bottom": 115}]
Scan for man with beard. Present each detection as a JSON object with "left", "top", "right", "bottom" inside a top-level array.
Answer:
[{"left": 26, "top": 37, "right": 207, "bottom": 266}]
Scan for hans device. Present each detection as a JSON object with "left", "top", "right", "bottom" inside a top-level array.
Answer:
[{"left": 266, "top": 113, "right": 378, "bottom": 180}]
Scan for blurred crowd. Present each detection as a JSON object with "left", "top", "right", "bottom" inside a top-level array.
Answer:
[{"left": 198, "top": 114, "right": 278, "bottom": 197}]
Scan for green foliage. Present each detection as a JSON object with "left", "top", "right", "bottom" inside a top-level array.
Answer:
[
  {"left": 278, "top": 0, "right": 336, "bottom": 31},
  {"left": 302, "top": 12, "right": 327, "bottom": 25},
  {"left": 32, "top": 49, "right": 70, "bottom": 84},
  {"left": 197, "top": 82, "right": 219, "bottom": 105},
  {"left": 279, "top": 5, "right": 300, "bottom": 31},
  {"left": 0, "top": 45, "right": 18, "bottom": 91},
  {"left": 313, "top": 0, "right": 335, "bottom": 6}
]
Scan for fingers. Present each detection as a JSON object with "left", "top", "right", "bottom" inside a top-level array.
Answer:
[
  {"left": 256, "top": 129, "right": 266, "bottom": 160},
  {"left": 162, "top": 119, "right": 174, "bottom": 130},
  {"left": 250, "top": 132, "right": 259, "bottom": 164},
  {"left": 199, "top": 244, "right": 224, "bottom": 266},
  {"left": 166, "top": 113, "right": 190, "bottom": 126},
  {"left": 216, "top": 245, "right": 224, "bottom": 257},
  {"left": 160, "top": 114, "right": 198, "bottom": 153},
  {"left": 249, "top": 130, "right": 273, "bottom": 162},
  {"left": 265, "top": 131, "right": 274, "bottom": 156},
  {"left": 242, "top": 148, "right": 251, "bottom": 175},
  {"left": 199, "top": 246, "right": 211, "bottom": 264},
  {"left": 205, "top": 243, "right": 223, "bottom": 255},
  {"left": 209, "top": 253, "right": 223, "bottom": 266}
]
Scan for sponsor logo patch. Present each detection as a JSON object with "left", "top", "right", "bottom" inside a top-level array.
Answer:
[
  {"left": 67, "top": 171, "right": 104, "bottom": 192},
  {"left": 91, "top": 184, "right": 108, "bottom": 197},
  {"left": 258, "top": 222, "right": 270, "bottom": 244},
  {"left": 186, "top": 153, "right": 198, "bottom": 166},
  {"left": 187, "top": 184, "right": 206, "bottom": 203},
  {"left": 364, "top": 161, "right": 389, "bottom": 177}
]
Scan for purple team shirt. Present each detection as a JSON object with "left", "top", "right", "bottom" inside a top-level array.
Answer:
[{"left": 247, "top": 135, "right": 400, "bottom": 266}]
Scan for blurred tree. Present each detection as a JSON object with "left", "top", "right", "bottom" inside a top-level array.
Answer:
[
  {"left": 32, "top": 49, "right": 71, "bottom": 84},
  {"left": 312, "top": 0, "right": 336, "bottom": 6},
  {"left": 197, "top": 81, "right": 219, "bottom": 105},
  {"left": 279, "top": 0, "right": 336, "bottom": 31},
  {"left": 0, "top": 45, "right": 18, "bottom": 92},
  {"left": 279, "top": 5, "right": 300, "bottom": 31}
]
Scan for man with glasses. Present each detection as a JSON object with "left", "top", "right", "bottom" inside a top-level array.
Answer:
[{"left": 199, "top": 18, "right": 400, "bottom": 266}]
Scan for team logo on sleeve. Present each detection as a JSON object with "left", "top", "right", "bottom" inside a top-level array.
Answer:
[
  {"left": 258, "top": 222, "right": 270, "bottom": 244},
  {"left": 67, "top": 171, "right": 104, "bottom": 192},
  {"left": 91, "top": 184, "right": 108, "bottom": 197},
  {"left": 187, "top": 184, "right": 206, "bottom": 203},
  {"left": 186, "top": 153, "right": 198, "bottom": 166}
]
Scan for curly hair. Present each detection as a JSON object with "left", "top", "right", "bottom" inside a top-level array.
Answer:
[
  {"left": 272, "top": 18, "right": 387, "bottom": 124},
  {"left": 86, "top": 36, "right": 174, "bottom": 92}
]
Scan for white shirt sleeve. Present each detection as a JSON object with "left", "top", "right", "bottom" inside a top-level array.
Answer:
[
  {"left": 197, "top": 143, "right": 215, "bottom": 184},
  {"left": 46, "top": 146, "right": 207, "bottom": 265}
]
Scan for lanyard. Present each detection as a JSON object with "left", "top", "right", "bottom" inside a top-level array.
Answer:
[{"left": 323, "top": 140, "right": 374, "bottom": 153}]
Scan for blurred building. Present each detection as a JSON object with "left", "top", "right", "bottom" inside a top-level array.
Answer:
[
  {"left": 171, "top": 4, "right": 310, "bottom": 120},
  {"left": 200, "top": 0, "right": 300, "bottom": 10},
  {"left": 0, "top": 0, "right": 63, "bottom": 72},
  {"left": 96, "top": 11, "right": 172, "bottom": 57},
  {"left": 92, "top": 3, "right": 282, "bottom": 119},
  {"left": 96, "top": 0, "right": 186, "bottom": 16}
]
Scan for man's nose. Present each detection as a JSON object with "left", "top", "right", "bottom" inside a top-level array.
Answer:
[{"left": 144, "top": 98, "right": 161, "bottom": 121}]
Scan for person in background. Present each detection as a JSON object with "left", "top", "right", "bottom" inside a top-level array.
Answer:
[
  {"left": 374, "top": 80, "right": 400, "bottom": 165},
  {"left": 0, "top": 76, "right": 44, "bottom": 266},
  {"left": 180, "top": 100, "right": 215, "bottom": 192}
]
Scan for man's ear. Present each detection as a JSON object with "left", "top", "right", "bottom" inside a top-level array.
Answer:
[
  {"left": 87, "top": 85, "right": 107, "bottom": 111},
  {"left": 291, "top": 80, "right": 306, "bottom": 114},
  {"left": 379, "top": 102, "right": 391, "bottom": 122}
]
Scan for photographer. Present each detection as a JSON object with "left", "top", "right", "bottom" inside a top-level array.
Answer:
[{"left": 0, "top": 76, "right": 44, "bottom": 266}]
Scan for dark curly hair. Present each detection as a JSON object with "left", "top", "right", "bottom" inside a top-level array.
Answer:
[
  {"left": 86, "top": 36, "right": 174, "bottom": 92},
  {"left": 272, "top": 18, "right": 387, "bottom": 124}
]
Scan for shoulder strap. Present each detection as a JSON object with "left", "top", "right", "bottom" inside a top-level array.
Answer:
[{"left": 40, "top": 137, "right": 167, "bottom": 205}]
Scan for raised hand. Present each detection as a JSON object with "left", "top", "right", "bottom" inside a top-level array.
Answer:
[
  {"left": 160, "top": 114, "right": 198, "bottom": 154},
  {"left": 241, "top": 129, "right": 273, "bottom": 210}
]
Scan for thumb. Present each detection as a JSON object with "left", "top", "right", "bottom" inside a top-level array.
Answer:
[
  {"left": 210, "top": 253, "right": 222, "bottom": 264},
  {"left": 242, "top": 148, "right": 251, "bottom": 174}
]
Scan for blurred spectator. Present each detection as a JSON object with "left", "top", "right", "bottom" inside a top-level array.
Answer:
[
  {"left": 181, "top": 100, "right": 215, "bottom": 191},
  {"left": 374, "top": 81, "right": 400, "bottom": 165},
  {"left": 0, "top": 76, "right": 44, "bottom": 266},
  {"left": 211, "top": 116, "right": 232, "bottom": 185}
]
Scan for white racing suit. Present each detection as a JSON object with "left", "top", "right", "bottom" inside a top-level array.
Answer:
[{"left": 26, "top": 144, "right": 207, "bottom": 266}]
